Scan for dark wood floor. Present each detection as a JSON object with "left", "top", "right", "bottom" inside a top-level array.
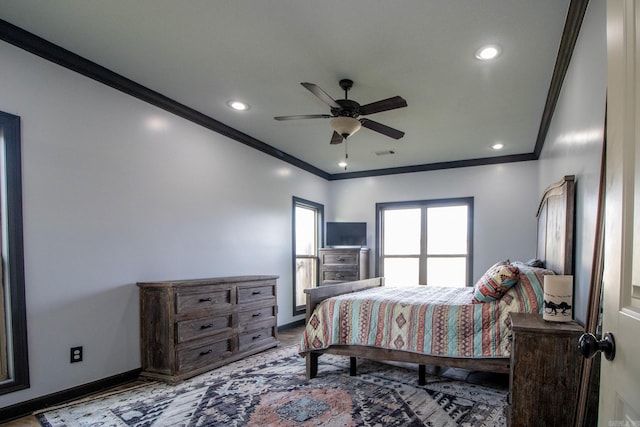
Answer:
[{"left": 278, "top": 323, "right": 305, "bottom": 346}]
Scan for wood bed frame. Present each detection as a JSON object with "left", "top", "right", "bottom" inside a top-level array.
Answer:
[{"left": 303, "top": 175, "right": 576, "bottom": 382}]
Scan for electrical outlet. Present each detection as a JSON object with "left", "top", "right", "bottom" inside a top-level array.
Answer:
[{"left": 70, "top": 346, "right": 83, "bottom": 363}]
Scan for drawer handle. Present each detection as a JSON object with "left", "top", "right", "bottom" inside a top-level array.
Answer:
[
  {"left": 199, "top": 297, "right": 212, "bottom": 302},
  {"left": 252, "top": 291, "right": 261, "bottom": 295},
  {"left": 338, "top": 258, "right": 346, "bottom": 262},
  {"left": 200, "top": 324, "right": 214, "bottom": 329},
  {"left": 252, "top": 334, "right": 262, "bottom": 340},
  {"left": 252, "top": 313, "right": 262, "bottom": 317},
  {"left": 199, "top": 349, "right": 212, "bottom": 356}
]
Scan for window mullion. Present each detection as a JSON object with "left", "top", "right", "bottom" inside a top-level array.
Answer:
[
  {"left": 427, "top": 253, "right": 468, "bottom": 258},
  {"left": 420, "top": 206, "right": 428, "bottom": 285}
]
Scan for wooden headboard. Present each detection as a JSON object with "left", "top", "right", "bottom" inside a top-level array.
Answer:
[{"left": 536, "top": 175, "right": 575, "bottom": 275}]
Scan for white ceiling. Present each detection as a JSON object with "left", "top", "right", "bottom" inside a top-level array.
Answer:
[{"left": 1, "top": 0, "right": 572, "bottom": 177}]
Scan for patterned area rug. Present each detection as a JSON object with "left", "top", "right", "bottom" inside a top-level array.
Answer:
[{"left": 37, "top": 346, "right": 508, "bottom": 426}]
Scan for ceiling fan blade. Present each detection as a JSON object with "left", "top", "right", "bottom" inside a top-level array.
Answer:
[
  {"left": 274, "top": 114, "right": 332, "bottom": 121},
  {"left": 359, "top": 96, "right": 408, "bottom": 116},
  {"left": 330, "top": 131, "right": 344, "bottom": 145},
  {"left": 360, "top": 119, "right": 405, "bottom": 139},
  {"left": 301, "top": 82, "right": 341, "bottom": 109}
]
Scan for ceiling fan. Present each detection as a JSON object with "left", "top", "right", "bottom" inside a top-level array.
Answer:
[{"left": 274, "top": 79, "right": 407, "bottom": 145}]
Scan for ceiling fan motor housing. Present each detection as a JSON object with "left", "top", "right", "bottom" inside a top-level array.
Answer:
[{"left": 332, "top": 99, "right": 360, "bottom": 118}]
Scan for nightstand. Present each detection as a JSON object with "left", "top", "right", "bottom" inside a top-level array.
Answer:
[{"left": 508, "top": 312, "right": 583, "bottom": 426}]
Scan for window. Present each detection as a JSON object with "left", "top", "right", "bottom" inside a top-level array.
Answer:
[
  {"left": 376, "top": 198, "right": 473, "bottom": 287},
  {"left": 292, "top": 197, "right": 323, "bottom": 315},
  {"left": 0, "top": 112, "right": 29, "bottom": 394}
]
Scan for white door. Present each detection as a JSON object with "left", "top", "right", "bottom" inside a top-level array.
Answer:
[{"left": 600, "top": 0, "right": 640, "bottom": 424}]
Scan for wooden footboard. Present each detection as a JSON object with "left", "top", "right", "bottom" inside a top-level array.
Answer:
[{"left": 304, "top": 277, "right": 385, "bottom": 323}]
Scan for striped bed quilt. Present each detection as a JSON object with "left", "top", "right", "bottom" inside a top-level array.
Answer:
[{"left": 299, "top": 264, "right": 549, "bottom": 359}]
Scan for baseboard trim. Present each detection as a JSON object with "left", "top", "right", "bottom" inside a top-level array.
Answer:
[
  {"left": 278, "top": 319, "right": 305, "bottom": 331},
  {"left": 0, "top": 368, "right": 141, "bottom": 422}
]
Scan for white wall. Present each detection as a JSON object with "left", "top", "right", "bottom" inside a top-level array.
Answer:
[
  {"left": 0, "top": 41, "right": 329, "bottom": 406},
  {"left": 538, "top": 0, "right": 606, "bottom": 323},
  {"left": 330, "top": 161, "right": 540, "bottom": 282}
]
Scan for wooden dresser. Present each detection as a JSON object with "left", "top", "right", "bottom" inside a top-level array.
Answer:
[
  {"left": 138, "top": 275, "right": 279, "bottom": 383},
  {"left": 508, "top": 312, "right": 583, "bottom": 426},
  {"left": 318, "top": 247, "right": 370, "bottom": 285}
]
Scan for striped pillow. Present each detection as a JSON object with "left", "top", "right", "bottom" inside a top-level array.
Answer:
[
  {"left": 473, "top": 261, "right": 520, "bottom": 303},
  {"left": 509, "top": 262, "right": 556, "bottom": 312}
]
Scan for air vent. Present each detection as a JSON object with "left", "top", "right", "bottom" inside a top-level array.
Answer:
[{"left": 375, "top": 150, "right": 396, "bottom": 156}]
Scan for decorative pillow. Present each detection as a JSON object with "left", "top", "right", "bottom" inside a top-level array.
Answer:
[
  {"left": 509, "top": 262, "right": 557, "bottom": 312},
  {"left": 472, "top": 261, "right": 520, "bottom": 303}
]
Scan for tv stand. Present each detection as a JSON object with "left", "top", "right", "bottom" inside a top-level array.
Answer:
[{"left": 318, "top": 247, "right": 369, "bottom": 285}]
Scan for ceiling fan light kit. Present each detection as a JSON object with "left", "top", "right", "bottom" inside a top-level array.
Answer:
[{"left": 330, "top": 116, "right": 361, "bottom": 139}]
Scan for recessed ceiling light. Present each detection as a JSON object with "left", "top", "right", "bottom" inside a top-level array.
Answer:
[
  {"left": 227, "top": 100, "right": 250, "bottom": 111},
  {"left": 491, "top": 142, "right": 504, "bottom": 150},
  {"left": 338, "top": 161, "right": 348, "bottom": 168},
  {"left": 475, "top": 45, "right": 502, "bottom": 61}
]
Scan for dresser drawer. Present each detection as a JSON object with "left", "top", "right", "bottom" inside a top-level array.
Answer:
[
  {"left": 175, "top": 287, "right": 232, "bottom": 314},
  {"left": 237, "top": 283, "right": 275, "bottom": 304},
  {"left": 239, "top": 326, "right": 276, "bottom": 351},
  {"left": 238, "top": 305, "right": 275, "bottom": 326},
  {"left": 177, "top": 338, "right": 233, "bottom": 372},
  {"left": 322, "top": 270, "right": 358, "bottom": 282},
  {"left": 322, "top": 253, "right": 358, "bottom": 265},
  {"left": 176, "top": 314, "right": 233, "bottom": 343}
]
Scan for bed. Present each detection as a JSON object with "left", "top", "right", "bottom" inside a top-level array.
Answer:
[{"left": 299, "top": 175, "right": 575, "bottom": 382}]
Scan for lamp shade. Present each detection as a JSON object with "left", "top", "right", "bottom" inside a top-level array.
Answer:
[
  {"left": 330, "top": 117, "right": 361, "bottom": 138},
  {"left": 543, "top": 275, "right": 573, "bottom": 321}
]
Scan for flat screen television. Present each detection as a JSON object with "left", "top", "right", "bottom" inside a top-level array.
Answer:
[{"left": 326, "top": 222, "right": 366, "bottom": 247}]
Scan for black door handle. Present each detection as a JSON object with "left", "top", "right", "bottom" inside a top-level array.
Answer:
[{"left": 578, "top": 332, "right": 616, "bottom": 361}]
